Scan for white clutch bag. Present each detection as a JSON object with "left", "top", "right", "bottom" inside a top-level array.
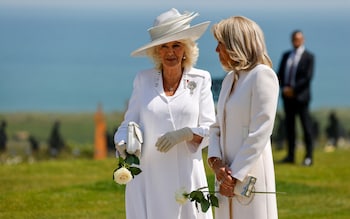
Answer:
[
  {"left": 234, "top": 175, "right": 257, "bottom": 205},
  {"left": 234, "top": 175, "right": 256, "bottom": 197},
  {"left": 127, "top": 122, "right": 143, "bottom": 155},
  {"left": 233, "top": 174, "right": 282, "bottom": 205}
]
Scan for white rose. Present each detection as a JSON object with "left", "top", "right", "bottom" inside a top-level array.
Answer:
[
  {"left": 175, "top": 187, "right": 188, "bottom": 205},
  {"left": 113, "top": 167, "right": 133, "bottom": 184}
]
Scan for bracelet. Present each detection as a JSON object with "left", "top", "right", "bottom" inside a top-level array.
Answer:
[{"left": 208, "top": 157, "right": 221, "bottom": 169}]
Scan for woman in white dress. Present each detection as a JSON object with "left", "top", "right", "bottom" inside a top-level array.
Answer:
[
  {"left": 114, "top": 8, "right": 215, "bottom": 219},
  {"left": 208, "top": 16, "right": 279, "bottom": 219}
]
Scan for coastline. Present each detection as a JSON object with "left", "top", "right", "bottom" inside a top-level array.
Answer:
[{"left": 1, "top": 107, "right": 349, "bottom": 144}]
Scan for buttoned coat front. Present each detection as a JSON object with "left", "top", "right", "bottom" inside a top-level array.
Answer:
[
  {"left": 208, "top": 64, "right": 279, "bottom": 219},
  {"left": 115, "top": 67, "right": 215, "bottom": 219}
]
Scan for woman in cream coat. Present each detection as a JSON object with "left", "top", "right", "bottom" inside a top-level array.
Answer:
[
  {"left": 114, "top": 9, "right": 215, "bottom": 219},
  {"left": 208, "top": 16, "right": 279, "bottom": 219}
]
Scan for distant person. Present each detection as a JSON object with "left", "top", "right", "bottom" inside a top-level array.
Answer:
[
  {"left": 273, "top": 113, "right": 286, "bottom": 150},
  {"left": 0, "top": 120, "right": 8, "bottom": 153},
  {"left": 48, "top": 120, "right": 65, "bottom": 157},
  {"left": 94, "top": 104, "right": 107, "bottom": 160},
  {"left": 114, "top": 8, "right": 215, "bottom": 218},
  {"left": 311, "top": 116, "right": 320, "bottom": 143},
  {"left": 277, "top": 30, "right": 315, "bottom": 166},
  {"left": 106, "top": 128, "right": 116, "bottom": 155},
  {"left": 325, "top": 111, "right": 340, "bottom": 148},
  {"left": 29, "top": 135, "right": 39, "bottom": 154}
]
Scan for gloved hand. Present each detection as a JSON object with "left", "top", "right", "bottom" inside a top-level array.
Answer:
[
  {"left": 115, "top": 140, "right": 127, "bottom": 159},
  {"left": 156, "top": 127, "right": 193, "bottom": 152},
  {"left": 134, "top": 149, "right": 141, "bottom": 158}
]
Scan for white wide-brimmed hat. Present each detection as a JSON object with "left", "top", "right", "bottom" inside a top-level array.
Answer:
[{"left": 131, "top": 8, "right": 210, "bottom": 57}]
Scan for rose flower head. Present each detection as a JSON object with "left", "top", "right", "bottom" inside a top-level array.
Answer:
[
  {"left": 175, "top": 187, "right": 190, "bottom": 205},
  {"left": 113, "top": 167, "right": 133, "bottom": 185}
]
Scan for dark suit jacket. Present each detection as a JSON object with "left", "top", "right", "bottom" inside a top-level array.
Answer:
[{"left": 277, "top": 49, "right": 314, "bottom": 104}]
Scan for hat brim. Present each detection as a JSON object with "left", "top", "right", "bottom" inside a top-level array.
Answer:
[{"left": 131, "top": 21, "right": 210, "bottom": 57}]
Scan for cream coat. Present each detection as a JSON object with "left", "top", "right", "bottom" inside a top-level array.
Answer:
[
  {"left": 208, "top": 64, "right": 279, "bottom": 219},
  {"left": 115, "top": 67, "right": 215, "bottom": 219}
]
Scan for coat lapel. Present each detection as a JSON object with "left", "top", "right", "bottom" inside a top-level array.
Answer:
[
  {"left": 153, "top": 71, "right": 169, "bottom": 102},
  {"left": 217, "top": 72, "right": 234, "bottom": 122}
]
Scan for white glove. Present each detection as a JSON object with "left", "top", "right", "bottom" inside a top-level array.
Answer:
[
  {"left": 134, "top": 150, "right": 141, "bottom": 158},
  {"left": 115, "top": 140, "right": 127, "bottom": 159},
  {"left": 155, "top": 127, "right": 193, "bottom": 152}
]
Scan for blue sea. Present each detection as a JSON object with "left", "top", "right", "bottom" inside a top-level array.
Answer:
[{"left": 1, "top": 6, "right": 349, "bottom": 112}]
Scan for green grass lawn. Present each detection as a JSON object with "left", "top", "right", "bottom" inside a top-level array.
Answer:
[
  {"left": 1, "top": 110, "right": 350, "bottom": 218},
  {"left": 1, "top": 147, "right": 349, "bottom": 219},
  {"left": 273, "top": 148, "right": 350, "bottom": 219},
  {"left": 0, "top": 158, "right": 124, "bottom": 219}
]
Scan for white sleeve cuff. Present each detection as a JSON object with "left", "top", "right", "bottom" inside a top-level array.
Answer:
[{"left": 190, "top": 127, "right": 209, "bottom": 137}]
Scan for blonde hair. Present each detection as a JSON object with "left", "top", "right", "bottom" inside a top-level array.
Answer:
[
  {"left": 145, "top": 39, "right": 199, "bottom": 71},
  {"left": 212, "top": 16, "right": 272, "bottom": 72}
]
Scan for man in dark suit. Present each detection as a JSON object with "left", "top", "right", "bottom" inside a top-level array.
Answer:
[{"left": 277, "top": 30, "right": 315, "bottom": 166}]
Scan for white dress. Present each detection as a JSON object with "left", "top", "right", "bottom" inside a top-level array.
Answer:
[
  {"left": 115, "top": 67, "right": 215, "bottom": 219},
  {"left": 208, "top": 64, "right": 279, "bottom": 219}
]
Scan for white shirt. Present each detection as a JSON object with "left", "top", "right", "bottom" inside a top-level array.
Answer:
[{"left": 285, "top": 45, "right": 305, "bottom": 86}]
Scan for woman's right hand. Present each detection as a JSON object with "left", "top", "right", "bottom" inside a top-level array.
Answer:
[
  {"left": 218, "top": 173, "right": 236, "bottom": 197},
  {"left": 208, "top": 157, "right": 237, "bottom": 197}
]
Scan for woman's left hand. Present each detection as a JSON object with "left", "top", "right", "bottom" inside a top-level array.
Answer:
[
  {"left": 219, "top": 175, "right": 236, "bottom": 197},
  {"left": 155, "top": 127, "right": 193, "bottom": 152}
]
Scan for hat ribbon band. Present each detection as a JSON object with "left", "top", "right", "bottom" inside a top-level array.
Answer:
[{"left": 150, "top": 24, "right": 190, "bottom": 41}]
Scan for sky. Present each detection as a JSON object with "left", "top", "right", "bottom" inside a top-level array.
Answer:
[
  {"left": 1, "top": 0, "right": 349, "bottom": 11},
  {"left": 1, "top": 0, "right": 349, "bottom": 112}
]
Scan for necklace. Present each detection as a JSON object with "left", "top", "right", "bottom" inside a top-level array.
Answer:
[
  {"left": 162, "top": 70, "right": 183, "bottom": 92},
  {"left": 165, "top": 83, "right": 178, "bottom": 92}
]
